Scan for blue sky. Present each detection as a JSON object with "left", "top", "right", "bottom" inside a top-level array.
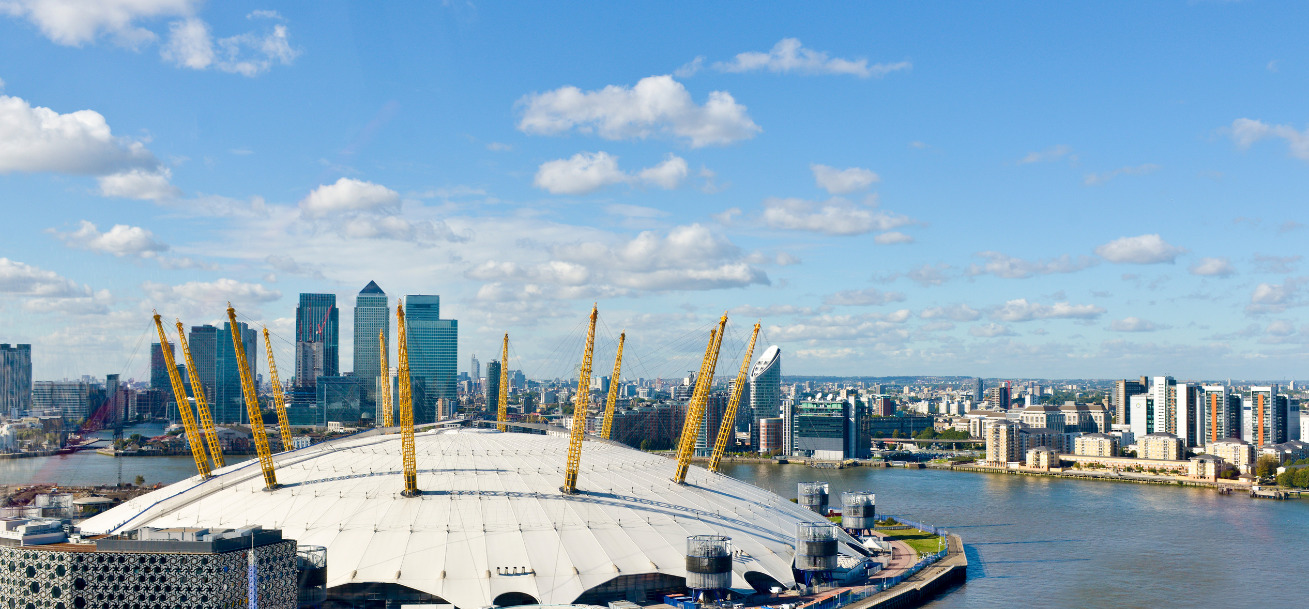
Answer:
[{"left": 2, "top": 1, "right": 1307, "bottom": 382}]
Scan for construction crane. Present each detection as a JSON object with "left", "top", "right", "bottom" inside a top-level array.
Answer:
[
  {"left": 708, "top": 322, "right": 760, "bottom": 473},
  {"left": 151, "top": 312, "right": 211, "bottom": 479},
  {"left": 600, "top": 332, "right": 625, "bottom": 440},
  {"left": 562, "top": 304, "right": 598, "bottom": 494},
  {"left": 672, "top": 314, "right": 729, "bottom": 484},
  {"left": 497, "top": 333, "right": 509, "bottom": 432},
  {"left": 175, "top": 320, "right": 225, "bottom": 469},
  {"left": 225, "top": 304, "right": 278, "bottom": 490},
  {"left": 262, "top": 328, "right": 293, "bottom": 452},
  {"left": 397, "top": 301, "right": 419, "bottom": 497},
  {"left": 379, "top": 330, "right": 393, "bottom": 427}
]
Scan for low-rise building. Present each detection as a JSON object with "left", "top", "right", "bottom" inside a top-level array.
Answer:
[
  {"left": 1074, "top": 433, "right": 1119, "bottom": 457},
  {"left": 1189, "top": 454, "right": 1225, "bottom": 480},
  {"left": 1026, "top": 446, "right": 1060, "bottom": 470},
  {"left": 1208, "top": 439, "right": 1256, "bottom": 474},
  {"left": 1138, "top": 432, "right": 1184, "bottom": 461},
  {"left": 1019, "top": 404, "right": 1066, "bottom": 432},
  {"left": 1060, "top": 402, "right": 1111, "bottom": 434}
]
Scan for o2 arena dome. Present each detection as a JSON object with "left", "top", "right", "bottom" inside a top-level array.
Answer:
[{"left": 81, "top": 428, "right": 869, "bottom": 608}]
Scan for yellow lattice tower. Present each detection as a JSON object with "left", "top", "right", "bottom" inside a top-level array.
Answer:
[
  {"left": 152, "top": 312, "right": 211, "bottom": 479},
  {"left": 397, "top": 301, "right": 419, "bottom": 496},
  {"left": 174, "top": 320, "right": 225, "bottom": 469},
  {"left": 708, "top": 322, "right": 760, "bottom": 473},
  {"left": 497, "top": 333, "right": 510, "bottom": 432},
  {"left": 562, "top": 304, "right": 598, "bottom": 494},
  {"left": 379, "top": 330, "right": 393, "bottom": 427},
  {"left": 262, "top": 328, "right": 293, "bottom": 452},
  {"left": 600, "top": 332, "right": 625, "bottom": 440},
  {"left": 673, "top": 314, "right": 729, "bottom": 484},
  {"left": 225, "top": 304, "right": 278, "bottom": 490}
]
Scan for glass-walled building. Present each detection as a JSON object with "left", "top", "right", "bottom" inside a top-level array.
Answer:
[
  {"left": 405, "top": 295, "right": 458, "bottom": 424},
  {"left": 352, "top": 281, "right": 389, "bottom": 412}
]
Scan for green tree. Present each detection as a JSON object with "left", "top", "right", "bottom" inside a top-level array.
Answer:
[
  {"left": 134, "top": 475, "right": 145, "bottom": 486},
  {"left": 639, "top": 439, "right": 652, "bottom": 451},
  {"left": 1255, "top": 455, "right": 1280, "bottom": 479},
  {"left": 914, "top": 427, "right": 938, "bottom": 440}
]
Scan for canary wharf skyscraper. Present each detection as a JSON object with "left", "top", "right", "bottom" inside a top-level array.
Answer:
[
  {"left": 353, "top": 281, "right": 389, "bottom": 412},
  {"left": 404, "top": 295, "right": 458, "bottom": 424},
  {"left": 296, "top": 293, "right": 339, "bottom": 386}
]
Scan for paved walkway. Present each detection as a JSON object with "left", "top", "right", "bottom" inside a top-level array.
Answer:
[{"left": 866, "top": 530, "right": 917, "bottom": 579}]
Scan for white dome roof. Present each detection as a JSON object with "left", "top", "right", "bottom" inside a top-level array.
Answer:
[{"left": 81, "top": 428, "right": 861, "bottom": 608}]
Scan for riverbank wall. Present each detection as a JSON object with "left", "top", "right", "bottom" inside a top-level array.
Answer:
[
  {"left": 943, "top": 463, "right": 1250, "bottom": 491},
  {"left": 847, "top": 534, "right": 967, "bottom": 609}
]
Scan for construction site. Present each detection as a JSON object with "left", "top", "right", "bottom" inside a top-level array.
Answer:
[{"left": 2, "top": 302, "right": 963, "bottom": 608}]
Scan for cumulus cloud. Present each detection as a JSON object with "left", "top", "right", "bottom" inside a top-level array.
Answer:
[
  {"left": 160, "top": 16, "right": 299, "bottom": 77},
  {"left": 811, "top": 164, "right": 878, "bottom": 194},
  {"left": 990, "top": 299, "right": 1105, "bottom": 322},
  {"left": 549, "top": 223, "right": 768, "bottom": 291},
  {"left": 0, "top": 0, "right": 197, "bottom": 47},
  {"left": 1083, "top": 163, "right": 1160, "bottom": 186},
  {"left": 0, "top": 93, "right": 158, "bottom": 174},
  {"left": 823, "top": 288, "right": 906, "bottom": 306},
  {"left": 300, "top": 177, "right": 400, "bottom": 216},
  {"left": 97, "top": 166, "right": 180, "bottom": 200},
  {"left": 1095, "top": 234, "right": 1185, "bottom": 264},
  {"left": 142, "top": 277, "right": 280, "bottom": 308},
  {"left": 1245, "top": 278, "right": 1309, "bottom": 314},
  {"left": 532, "top": 151, "right": 688, "bottom": 195},
  {"left": 761, "top": 196, "right": 913, "bottom": 236},
  {"left": 1189, "top": 257, "right": 1235, "bottom": 277},
  {"left": 968, "top": 251, "right": 1097, "bottom": 279},
  {"left": 0, "top": 258, "right": 92, "bottom": 298},
  {"left": 768, "top": 312, "right": 912, "bottom": 344},
  {"left": 713, "top": 38, "right": 910, "bottom": 78},
  {"left": 1227, "top": 118, "right": 1309, "bottom": 160},
  {"left": 874, "top": 231, "right": 913, "bottom": 245},
  {"left": 919, "top": 304, "right": 981, "bottom": 322},
  {"left": 1016, "top": 144, "right": 1072, "bottom": 165},
  {"left": 517, "top": 75, "right": 760, "bottom": 147},
  {"left": 1110, "top": 317, "right": 1165, "bottom": 332},
  {"left": 53, "top": 220, "right": 167, "bottom": 258},
  {"left": 970, "top": 323, "right": 1014, "bottom": 338}
]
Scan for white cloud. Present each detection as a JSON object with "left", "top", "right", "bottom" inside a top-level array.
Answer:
[
  {"left": 874, "top": 231, "right": 913, "bottom": 245},
  {"left": 0, "top": 0, "right": 197, "bottom": 47},
  {"left": 533, "top": 151, "right": 688, "bottom": 194},
  {"left": 97, "top": 166, "right": 180, "bottom": 200},
  {"left": 794, "top": 347, "right": 858, "bottom": 360},
  {"left": 1084, "top": 163, "right": 1160, "bottom": 186},
  {"left": 713, "top": 38, "right": 911, "bottom": 78},
  {"left": 823, "top": 288, "right": 906, "bottom": 306},
  {"left": 970, "top": 323, "right": 1014, "bottom": 338},
  {"left": 0, "top": 93, "right": 158, "bottom": 175},
  {"left": 485, "top": 141, "right": 512, "bottom": 152},
  {"left": 1266, "top": 319, "right": 1295, "bottom": 336},
  {"left": 1095, "top": 234, "right": 1185, "bottom": 264},
  {"left": 811, "top": 163, "right": 878, "bottom": 194},
  {"left": 0, "top": 258, "right": 91, "bottom": 297},
  {"left": 1017, "top": 144, "right": 1072, "bottom": 165},
  {"left": 161, "top": 17, "right": 298, "bottom": 76},
  {"left": 919, "top": 304, "right": 981, "bottom": 322},
  {"left": 1110, "top": 317, "right": 1165, "bottom": 332},
  {"left": 54, "top": 220, "right": 167, "bottom": 258},
  {"left": 517, "top": 75, "right": 760, "bottom": 147},
  {"left": 300, "top": 177, "right": 400, "bottom": 216},
  {"left": 246, "top": 9, "right": 282, "bottom": 20},
  {"left": 968, "top": 251, "right": 1097, "bottom": 279},
  {"left": 550, "top": 223, "right": 768, "bottom": 291},
  {"left": 143, "top": 277, "right": 280, "bottom": 308},
  {"left": 991, "top": 299, "right": 1105, "bottom": 322},
  {"left": 1227, "top": 118, "right": 1309, "bottom": 160},
  {"left": 761, "top": 196, "right": 913, "bottom": 236},
  {"left": 1189, "top": 257, "right": 1236, "bottom": 277}
]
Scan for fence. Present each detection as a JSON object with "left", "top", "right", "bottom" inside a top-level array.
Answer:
[{"left": 789, "top": 516, "right": 952, "bottom": 609}]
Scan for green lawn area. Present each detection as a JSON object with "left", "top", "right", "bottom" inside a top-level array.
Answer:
[{"left": 882, "top": 528, "right": 945, "bottom": 557}]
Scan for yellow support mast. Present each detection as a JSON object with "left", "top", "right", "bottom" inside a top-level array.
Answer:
[
  {"left": 175, "top": 320, "right": 225, "bottom": 469},
  {"left": 562, "top": 304, "right": 598, "bottom": 494},
  {"left": 600, "top": 332, "right": 625, "bottom": 440},
  {"left": 262, "top": 328, "right": 293, "bottom": 452},
  {"left": 497, "top": 333, "right": 510, "bottom": 432},
  {"left": 379, "top": 331, "right": 393, "bottom": 427},
  {"left": 152, "top": 312, "right": 211, "bottom": 479},
  {"left": 397, "top": 301, "right": 419, "bottom": 496},
  {"left": 673, "top": 314, "right": 729, "bottom": 484},
  {"left": 225, "top": 304, "right": 278, "bottom": 490},
  {"left": 708, "top": 322, "right": 760, "bottom": 473}
]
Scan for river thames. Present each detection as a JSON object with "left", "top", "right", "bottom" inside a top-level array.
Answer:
[{"left": 2, "top": 445, "right": 1305, "bottom": 606}]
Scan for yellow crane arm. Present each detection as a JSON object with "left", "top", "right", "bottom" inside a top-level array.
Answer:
[
  {"left": 673, "top": 314, "right": 729, "bottom": 484},
  {"left": 600, "top": 332, "right": 625, "bottom": 440},
  {"left": 152, "top": 313, "right": 211, "bottom": 479},
  {"left": 379, "top": 330, "right": 392, "bottom": 427},
  {"left": 225, "top": 304, "right": 278, "bottom": 490},
  {"left": 497, "top": 333, "right": 510, "bottom": 432},
  {"left": 562, "top": 304, "right": 598, "bottom": 494},
  {"left": 175, "top": 320, "right": 225, "bottom": 469},
  {"left": 262, "top": 328, "right": 293, "bottom": 452},
  {"left": 708, "top": 322, "right": 760, "bottom": 473},
  {"left": 397, "top": 301, "right": 419, "bottom": 496}
]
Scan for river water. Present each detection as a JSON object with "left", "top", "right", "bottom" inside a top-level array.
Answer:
[
  {"left": 2, "top": 443, "right": 1304, "bottom": 606},
  {"left": 721, "top": 463, "right": 1308, "bottom": 608}
]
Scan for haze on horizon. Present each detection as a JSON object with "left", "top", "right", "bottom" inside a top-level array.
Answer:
[{"left": 1, "top": 2, "right": 1306, "bottom": 381}]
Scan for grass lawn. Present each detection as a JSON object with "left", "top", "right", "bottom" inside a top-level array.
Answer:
[{"left": 882, "top": 528, "right": 945, "bottom": 558}]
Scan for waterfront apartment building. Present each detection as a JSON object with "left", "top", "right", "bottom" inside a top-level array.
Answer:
[
  {"left": 1207, "top": 438, "right": 1255, "bottom": 474},
  {"left": 1200, "top": 385, "right": 1241, "bottom": 444},
  {"left": 748, "top": 346, "right": 782, "bottom": 452},
  {"left": 1138, "top": 432, "right": 1184, "bottom": 461},
  {"left": 758, "top": 417, "right": 783, "bottom": 453},
  {"left": 1244, "top": 386, "right": 1288, "bottom": 447},
  {"left": 352, "top": 281, "right": 389, "bottom": 412},
  {"left": 404, "top": 295, "right": 458, "bottom": 424},
  {"left": 1129, "top": 394, "right": 1153, "bottom": 438},
  {"left": 0, "top": 344, "right": 31, "bottom": 418},
  {"left": 1173, "top": 383, "right": 1201, "bottom": 447},
  {"left": 1074, "top": 433, "right": 1119, "bottom": 457},
  {"left": 1026, "top": 446, "right": 1060, "bottom": 470},
  {"left": 1113, "top": 378, "right": 1147, "bottom": 425},
  {"left": 1189, "top": 454, "right": 1225, "bottom": 480},
  {"left": 984, "top": 420, "right": 1022, "bottom": 464}
]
